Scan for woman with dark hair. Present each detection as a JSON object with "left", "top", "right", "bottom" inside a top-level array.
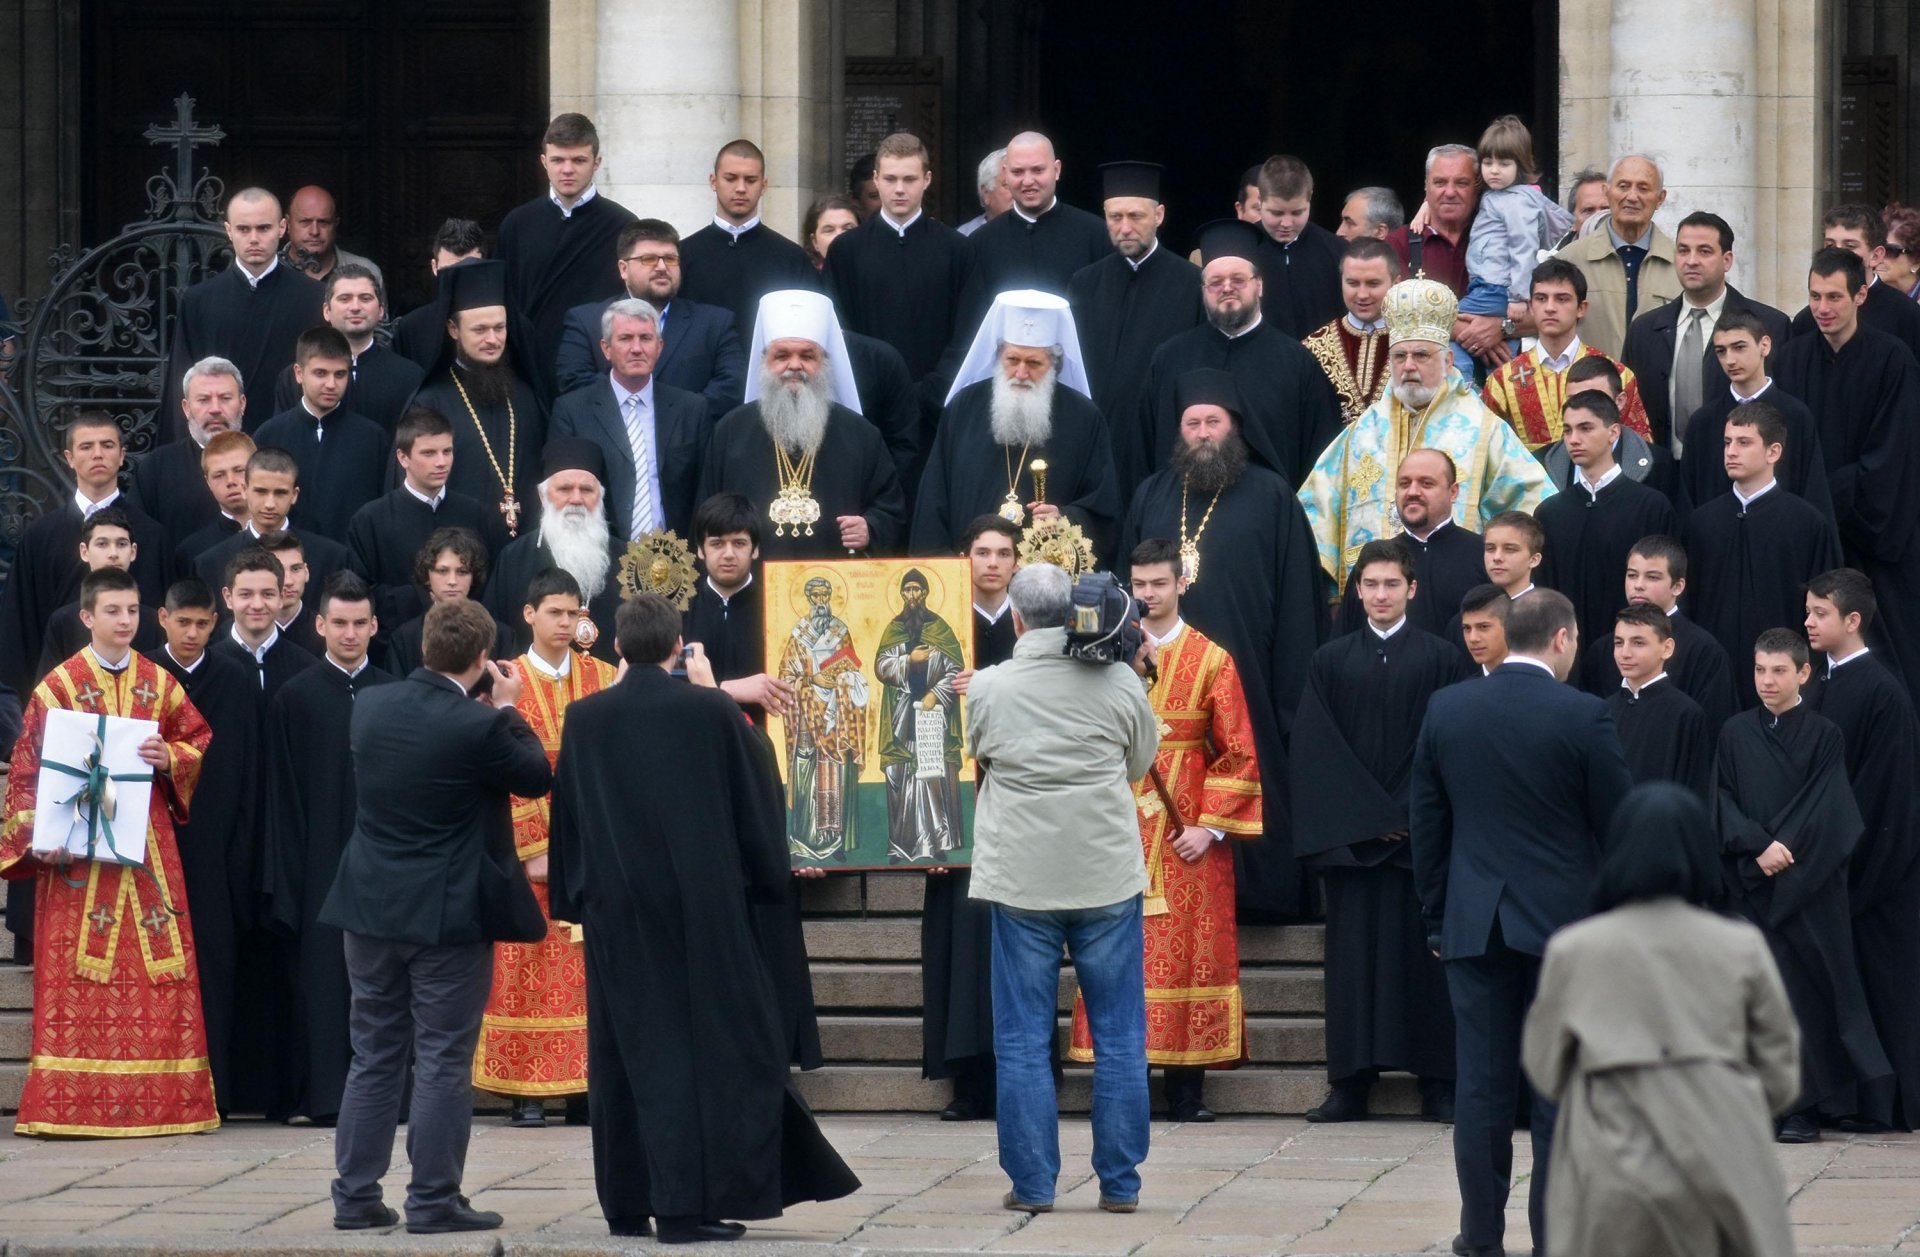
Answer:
[
  {"left": 1880, "top": 204, "right": 1920, "bottom": 299},
  {"left": 1521, "top": 783, "right": 1800, "bottom": 1257},
  {"left": 803, "top": 195, "right": 860, "bottom": 271}
]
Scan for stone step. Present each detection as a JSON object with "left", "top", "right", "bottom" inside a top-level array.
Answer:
[
  {"left": 818, "top": 1013, "right": 1327, "bottom": 1066},
  {"left": 801, "top": 918, "right": 1325, "bottom": 965},
  {"left": 0, "top": 1061, "right": 20, "bottom": 1110},
  {"left": 0, "top": 1010, "right": 28, "bottom": 1060},
  {"left": 0, "top": 964, "right": 30, "bottom": 1012},
  {"left": 809, "top": 963, "right": 1324, "bottom": 1016},
  {"left": 791, "top": 1064, "right": 1423, "bottom": 1117}
]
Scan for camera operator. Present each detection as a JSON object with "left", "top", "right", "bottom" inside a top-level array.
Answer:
[{"left": 965, "top": 562, "right": 1160, "bottom": 1214}]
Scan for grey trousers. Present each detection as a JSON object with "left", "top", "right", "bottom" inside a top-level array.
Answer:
[{"left": 330, "top": 933, "right": 492, "bottom": 1220}]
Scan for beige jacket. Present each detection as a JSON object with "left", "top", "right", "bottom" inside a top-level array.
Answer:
[{"left": 1554, "top": 223, "right": 1681, "bottom": 359}]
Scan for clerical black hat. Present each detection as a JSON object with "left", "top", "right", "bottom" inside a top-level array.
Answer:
[
  {"left": 542, "top": 436, "right": 606, "bottom": 482},
  {"left": 1175, "top": 367, "right": 1244, "bottom": 422},
  {"left": 443, "top": 258, "right": 509, "bottom": 313},
  {"left": 1194, "top": 219, "right": 1263, "bottom": 267},
  {"left": 1100, "top": 161, "right": 1163, "bottom": 202}
]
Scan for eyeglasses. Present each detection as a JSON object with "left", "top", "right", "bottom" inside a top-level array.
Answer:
[
  {"left": 623, "top": 253, "right": 681, "bottom": 268},
  {"left": 1203, "top": 274, "right": 1255, "bottom": 293},
  {"left": 1388, "top": 348, "right": 1439, "bottom": 365}
]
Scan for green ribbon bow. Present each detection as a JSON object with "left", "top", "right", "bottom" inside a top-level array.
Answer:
[{"left": 42, "top": 713, "right": 155, "bottom": 885}]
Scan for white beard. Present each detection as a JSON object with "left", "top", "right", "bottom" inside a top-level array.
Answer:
[
  {"left": 1393, "top": 378, "right": 1440, "bottom": 410},
  {"left": 758, "top": 366, "right": 832, "bottom": 454},
  {"left": 539, "top": 502, "right": 611, "bottom": 600},
  {"left": 989, "top": 370, "right": 1055, "bottom": 446}
]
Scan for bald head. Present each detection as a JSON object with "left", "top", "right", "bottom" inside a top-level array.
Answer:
[
  {"left": 287, "top": 185, "right": 342, "bottom": 264},
  {"left": 226, "top": 187, "right": 282, "bottom": 220},
  {"left": 1606, "top": 155, "right": 1668, "bottom": 242},
  {"left": 224, "top": 188, "right": 286, "bottom": 275},
  {"left": 1004, "top": 133, "right": 1061, "bottom": 214},
  {"left": 1395, "top": 448, "right": 1460, "bottom": 533}
]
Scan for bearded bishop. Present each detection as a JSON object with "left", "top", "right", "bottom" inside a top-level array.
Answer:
[{"left": 483, "top": 439, "right": 626, "bottom": 664}]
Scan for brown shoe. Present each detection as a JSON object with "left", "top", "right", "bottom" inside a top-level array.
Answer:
[
  {"left": 1098, "top": 1196, "right": 1138, "bottom": 1213},
  {"left": 1002, "top": 1191, "right": 1052, "bottom": 1214}
]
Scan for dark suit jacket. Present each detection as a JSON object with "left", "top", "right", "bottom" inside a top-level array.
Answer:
[
  {"left": 548, "top": 378, "right": 711, "bottom": 539},
  {"left": 1410, "top": 662, "right": 1632, "bottom": 960},
  {"left": 552, "top": 296, "right": 747, "bottom": 422},
  {"left": 318, "top": 668, "right": 554, "bottom": 945},
  {"left": 1620, "top": 286, "right": 1791, "bottom": 450}
]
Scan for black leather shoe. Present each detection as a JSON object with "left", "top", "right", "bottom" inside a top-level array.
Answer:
[
  {"left": 333, "top": 1203, "right": 398, "bottom": 1230},
  {"left": 564, "top": 1094, "right": 590, "bottom": 1126},
  {"left": 606, "top": 1217, "right": 652, "bottom": 1237},
  {"left": 1167, "top": 1098, "right": 1216, "bottom": 1122},
  {"left": 1776, "top": 1112, "right": 1821, "bottom": 1143},
  {"left": 406, "top": 1204, "right": 504, "bottom": 1234},
  {"left": 1451, "top": 1233, "right": 1506, "bottom": 1257},
  {"left": 1304, "top": 1085, "right": 1369, "bottom": 1123},
  {"left": 656, "top": 1215, "right": 745, "bottom": 1243},
  {"left": 1834, "top": 1114, "right": 1888, "bottom": 1133},
  {"left": 507, "top": 1099, "right": 546, "bottom": 1128},
  {"left": 940, "top": 1095, "right": 985, "bottom": 1122},
  {"left": 1420, "top": 1082, "right": 1457, "bottom": 1124}
]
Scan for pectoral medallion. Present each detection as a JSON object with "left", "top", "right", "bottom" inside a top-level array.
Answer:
[
  {"left": 998, "top": 492, "right": 1026, "bottom": 526},
  {"left": 1179, "top": 539, "right": 1201, "bottom": 585},
  {"left": 769, "top": 485, "right": 821, "bottom": 537},
  {"left": 500, "top": 493, "right": 522, "bottom": 537}
]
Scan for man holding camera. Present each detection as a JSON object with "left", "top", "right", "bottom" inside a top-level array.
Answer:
[{"left": 965, "top": 562, "right": 1161, "bottom": 1214}]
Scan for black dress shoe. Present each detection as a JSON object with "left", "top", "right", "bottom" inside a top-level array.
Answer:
[
  {"left": 1834, "top": 1114, "right": 1888, "bottom": 1133},
  {"left": 564, "top": 1094, "right": 590, "bottom": 1126},
  {"left": 940, "top": 1094, "right": 990, "bottom": 1122},
  {"left": 333, "top": 1203, "right": 399, "bottom": 1230},
  {"left": 1776, "top": 1112, "right": 1821, "bottom": 1144},
  {"left": 656, "top": 1215, "right": 745, "bottom": 1243},
  {"left": 507, "top": 1099, "right": 546, "bottom": 1128},
  {"left": 1304, "top": 1085, "right": 1369, "bottom": 1123},
  {"left": 1450, "top": 1232, "right": 1506, "bottom": 1257},
  {"left": 406, "top": 1204, "right": 504, "bottom": 1234},
  {"left": 606, "top": 1218, "right": 652, "bottom": 1237},
  {"left": 1167, "top": 1099, "right": 1216, "bottom": 1122}
]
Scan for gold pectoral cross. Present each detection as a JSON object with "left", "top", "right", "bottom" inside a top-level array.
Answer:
[{"left": 500, "top": 493, "right": 522, "bottom": 536}]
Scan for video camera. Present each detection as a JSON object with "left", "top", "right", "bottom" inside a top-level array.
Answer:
[{"left": 1063, "top": 572, "right": 1146, "bottom": 667}]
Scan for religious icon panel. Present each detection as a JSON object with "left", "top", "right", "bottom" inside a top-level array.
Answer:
[{"left": 764, "top": 558, "right": 975, "bottom": 870}]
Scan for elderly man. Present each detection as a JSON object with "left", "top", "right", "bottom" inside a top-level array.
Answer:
[
  {"left": 1303, "top": 238, "right": 1399, "bottom": 425},
  {"left": 1300, "top": 276, "right": 1554, "bottom": 597},
  {"left": 958, "top": 148, "right": 1011, "bottom": 236},
  {"left": 698, "top": 290, "right": 905, "bottom": 559},
  {"left": 283, "top": 185, "right": 384, "bottom": 286},
  {"left": 1554, "top": 155, "right": 1682, "bottom": 358},
  {"left": 914, "top": 290, "right": 1119, "bottom": 555},
  {"left": 1388, "top": 145, "right": 1479, "bottom": 298},
  {"left": 1553, "top": 169, "right": 1611, "bottom": 248},
  {"left": 1336, "top": 187, "right": 1405, "bottom": 241},
  {"left": 270, "top": 265, "right": 426, "bottom": 432},
  {"left": 133, "top": 355, "right": 246, "bottom": 543},
  {"left": 549, "top": 297, "right": 710, "bottom": 540},
  {"left": 1069, "top": 162, "right": 1204, "bottom": 461},
  {"left": 483, "top": 438, "right": 625, "bottom": 664}
]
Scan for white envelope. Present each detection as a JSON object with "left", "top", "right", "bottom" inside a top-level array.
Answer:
[{"left": 31, "top": 708, "right": 159, "bottom": 865}]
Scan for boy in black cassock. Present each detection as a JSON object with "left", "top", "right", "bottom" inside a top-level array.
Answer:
[
  {"left": 39, "top": 508, "right": 163, "bottom": 673},
  {"left": 1805, "top": 568, "right": 1920, "bottom": 1130},
  {"left": 677, "top": 140, "right": 820, "bottom": 344},
  {"left": 1293, "top": 539, "right": 1470, "bottom": 1123},
  {"left": 1580, "top": 535, "right": 1738, "bottom": 731},
  {"left": 1678, "top": 311, "right": 1832, "bottom": 518},
  {"left": 254, "top": 326, "right": 390, "bottom": 543},
  {"left": 1606, "top": 604, "right": 1711, "bottom": 797},
  {"left": 1714, "top": 629, "right": 1892, "bottom": 1142},
  {"left": 1682, "top": 402, "right": 1842, "bottom": 707},
  {"left": 1442, "top": 512, "right": 1539, "bottom": 666}
]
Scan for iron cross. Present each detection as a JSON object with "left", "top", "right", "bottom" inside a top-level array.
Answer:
[{"left": 143, "top": 95, "right": 225, "bottom": 221}]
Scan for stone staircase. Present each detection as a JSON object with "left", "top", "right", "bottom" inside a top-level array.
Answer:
[{"left": 0, "top": 875, "right": 1421, "bottom": 1117}]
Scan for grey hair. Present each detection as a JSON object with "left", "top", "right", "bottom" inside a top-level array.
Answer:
[
  {"left": 1008, "top": 562, "right": 1072, "bottom": 629},
  {"left": 994, "top": 340, "right": 1065, "bottom": 371},
  {"left": 1608, "top": 153, "right": 1665, "bottom": 187},
  {"left": 1348, "top": 186, "right": 1405, "bottom": 232},
  {"left": 1424, "top": 143, "right": 1477, "bottom": 176},
  {"left": 601, "top": 297, "right": 660, "bottom": 343},
  {"left": 976, "top": 148, "right": 1008, "bottom": 194},
  {"left": 182, "top": 356, "right": 244, "bottom": 395},
  {"left": 1566, "top": 168, "right": 1608, "bottom": 212}
]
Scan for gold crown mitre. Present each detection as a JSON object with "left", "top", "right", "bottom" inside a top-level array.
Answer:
[{"left": 1384, "top": 277, "right": 1459, "bottom": 346}]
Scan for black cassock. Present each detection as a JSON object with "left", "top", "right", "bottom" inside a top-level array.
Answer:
[
  {"left": 154, "top": 647, "right": 260, "bottom": 1109},
  {"left": 345, "top": 486, "right": 503, "bottom": 634},
  {"left": 253, "top": 405, "right": 390, "bottom": 543},
  {"left": 162, "top": 264, "right": 326, "bottom": 435},
  {"left": 1607, "top": 678, "right": 1712, "bottom": 798},
  {"left": 481, "top": 538, "right": 623, "bottom": 665},
  {"left": 1134, "top": 321, "right": 1341, "bottom": 491},
  {"left": 1777, "top": 326, "right": 1920, "bottom": 702},
  {"left": 910, "top": 380, "right": 1120, "bottom": 559},
  {"left": 210, "top": 632, "right": 317, "bottom": 702},
  {"left": 1535, "top": 475, "right": 1679, "bottom": 670},
  {"left": 919, "top": 604, "right": 1016, "bottom": 1084},
  {"left": 262, "top": 660, "right": 396, "bottom": 1121},
  {"left": 1582, "top": 608, "right": 1737, "bottom": 734},
  {"left": 1069, "top": 245, "right": 1205, "bottom": 491},
  {"left": 407, "top": 365, "right": 547, "bottom": 524},
  {"left": 0, "top": 498, "right": 172, "bottom": 695},
  {"left": 129, "top": 438, "right": 219, "bottom": 548},
  {"left": 271, "top": 342, "right": 427, "bottom": 434},
  {"left": 1714, "top": 703, "right": 1892, "bottom": 1121},
  {"left": 41, "top": 603, "right": 162, "bottom": 675},
  {"left": 194, "top": 529, "right": 355, "bottom": 620},
  {"left": 1255, "top": 225, "right": 1347, "bottom": 339},
  {"left": 1120, "top": 466, "right": 1327, "bottom": 916},
  {"left": 1678, "top": 385, "right": 1833, "bottom": 520},
  {"left": 1790, "top": 280, "right": 1920, "bottom": 363},
  {"left": 683, "top": 577, "right": 767, "bottom": 722},
  {"left": 1334, "top": 522, "right": 1484, "bottom": 638},
  {"left": 1682, "top": 488, "right": 1841, "bottom": 707},
  {"left": 495, "top": 192, "right": 637, "bottom": 374},
  {"left": 698, "top": 404, "right": 906, "bottom": 560},
  {"left": 824, "top": 215, "right": 973, "bottom": 392},
  {"left": 677, "top": 222, "right": 820, "bottom": 343},
  {"left": 1291, "top": 623, "right": 1468, "bottom": 1083},
  {"left": 176, "top": 516, "right": 243, "bottom": 571},
  {"left": 548, "top": 668, "right": 859, "bottom": 1226},
  {"left": 845, "top": 330, "right": 923, "bottom": 495},
  {"left": 378, "top": 611, "right": 515, "bottom": 677},
  {"left": 1809, "top": 653, "right": 1920, "bottom": 1129},
  {"left": 954, "top": 201, "right": 1110, "bottom": 336}
]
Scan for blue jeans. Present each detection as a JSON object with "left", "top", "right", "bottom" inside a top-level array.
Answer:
[{"left": 990, "top": 896, "right": 1149, "bottom": 1204}]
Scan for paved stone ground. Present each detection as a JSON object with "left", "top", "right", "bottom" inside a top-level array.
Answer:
[{"left": 0, "top": 1116, "right": 1915, "bottom": 1255}]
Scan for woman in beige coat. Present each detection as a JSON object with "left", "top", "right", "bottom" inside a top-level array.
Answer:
[{"left": 1522, "top": 783, "right": 1801, "bottom": 1257}]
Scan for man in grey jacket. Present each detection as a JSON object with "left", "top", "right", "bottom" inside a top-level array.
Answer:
[{"left": 965, "top": 562, "right": 1160, "bottom": 1215}]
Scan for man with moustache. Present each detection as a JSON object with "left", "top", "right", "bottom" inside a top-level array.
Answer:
[
  {"left": 133, "top": 355, "right": 246, "bottom": 544},
  {"left": 1336, "top": 187, "right": 1404, "bottom": 242},
  {"left": 1333, "top": 449, "right": 1485, "bottom": 636},
  {"left": 281, "top": 185, "right": 384, "bottom": 286},
  {"left": 270, "top": 265, "right": 425, "bottom": 433},
  {"left": 483, "top": 439, "right": 626, "bottom": 665},
  {"left": 1303, "top": 238, "right": 1400, "bottom": 426}
]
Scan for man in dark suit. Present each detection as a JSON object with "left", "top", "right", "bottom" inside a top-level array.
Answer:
[
  {"left": 132, "top": 355, "right": 246, "bottom": 546},
  {"left": 552, "top": 219, "right": 747, "bottom": 421},
  {"left": 320, "top": 600, "right": 554, "bottom": 1234},
  {"left": 1410, "top": 589, "right": 1633, "bottom": 1257},
  {"left": 549, "top": 298, "right": 711, "bottom": 540},
  {"left": 1621, "top": 210, "right": 1790, "bottom": 455}
]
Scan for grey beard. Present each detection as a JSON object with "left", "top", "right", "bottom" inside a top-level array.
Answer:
[
  {"left": 1171, "top": 429, "right": 1249, "bottom": 496},
  {"left": 455, "top": 357, "right": 512, "bottom": 408},
  {"left": 1207, "top": 300, "right": 1257, "bottom": 335},
  {"left": 539, "top": 503, "right": 611, "bottom": 600},
  {"left": 1393, "top": 378, "right": 1440, "bottom": 410},
  {"left": 758, "top": 367, "right": 832, "bottom": 455},
  {"left": 989, "top": 371, "right": 1055, "bottom": 446}
]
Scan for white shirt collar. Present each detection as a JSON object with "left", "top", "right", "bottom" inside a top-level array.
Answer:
[
  {"left": 1504, "top": 654, "right": 1556, "bottom": 676},
  {"left": 974, "top": 596, "right": 1011, "bottom": 624},
  {"left": 1827, "top": 645, "right": 1871, "bottom": 675},
  {"left": 1345, "top": 312, "right": 1387, "bottom": 333},
  {"left": 1733, "top": 478, "right": 1778, "bottom": 509},
  {"left": 327, "top": 655, "right": 369, "bottom": 679},
  {"left": 164, "top": 644, "right": 204, "bottom": 674},
  {"left": 1535, "top": 335, "right": 1585, "bottom": 374},
  {"left": 1511, "top": 583, "right": 1537, "bottom": 599},
  {"left": 550, "top": 183, "right": 599, "bottom": 218},
  {"left": 1402, "top": 517, "right": 1450, "bottom": 544},
  {"left": 1125, "top": 240, "right": 1160, "bottom": 272},
  {"left": 881, "top": 208, "right": 923, "bottom": 235},
  {"left": 524, "top": 648, "right": 572, "bottom": 680},
  {"left": 1731, "top": 378, "right": 1773, "bottom": 404},
  {"left": 276, "top": 601, "right": 303, "bottom": 631},
  {"left": 1012, "top": 198, "right": 1059, "bottom": 224},
  {"left": 403, "top": 480, "right": 446, "bottom": 508},
  {"left": 76, "top": 487, "right": 122, "bottom": 517},
  {"left": 715, "top": 213, "right": 761, "bottom": 237},
  {"left": 1621, "top": 671, "right": 1669, "bottom": 698},
  {"left": 1681, "top": 287, "right": 1730, "bottom": 322},
  {"left": 88, "top": 645, "right": 133, "bottom": 673},
  {"left": 1143, "top": 618, "right": 1186, "bottom": 648},
  {"left": 234, "top": 256, "right": 279, "bottom": 288},
  {"left": 1368, "top": 616, "right": 1407, "bottom": 641},
  {"left": 1222, "top": 313, "right": 1263, "bottom": 340},
  {"left": 706, "top": 572, "right": 754, "bottom": 604},
  {"left": 1575, "top": 463, "right": 1623, "bottom": 497},
  {"left": 230, "top": 622, "right": 280, "bottom": 662},
  {"left": 299, "top": 397, "right": 333, "bottom": 424},
  {"left": 612, "top": 372, "right": 654, "bottom": 410}
]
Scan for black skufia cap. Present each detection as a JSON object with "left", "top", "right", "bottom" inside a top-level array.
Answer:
[
  {"left": 1194, "top": 219, "right": 1264, "bottom": 266},
  {"left": 1100, "top": 161, "right": 1163, "bottom": 202},
  {"left": 444, "top": 258, "right": 509, "bottom": 312},
  {"left": 1175, "top": 367, "right": 1244, "bottom": 421},
  {"left": 542, "top": 435, "right": 606, "bottom": 482}
]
